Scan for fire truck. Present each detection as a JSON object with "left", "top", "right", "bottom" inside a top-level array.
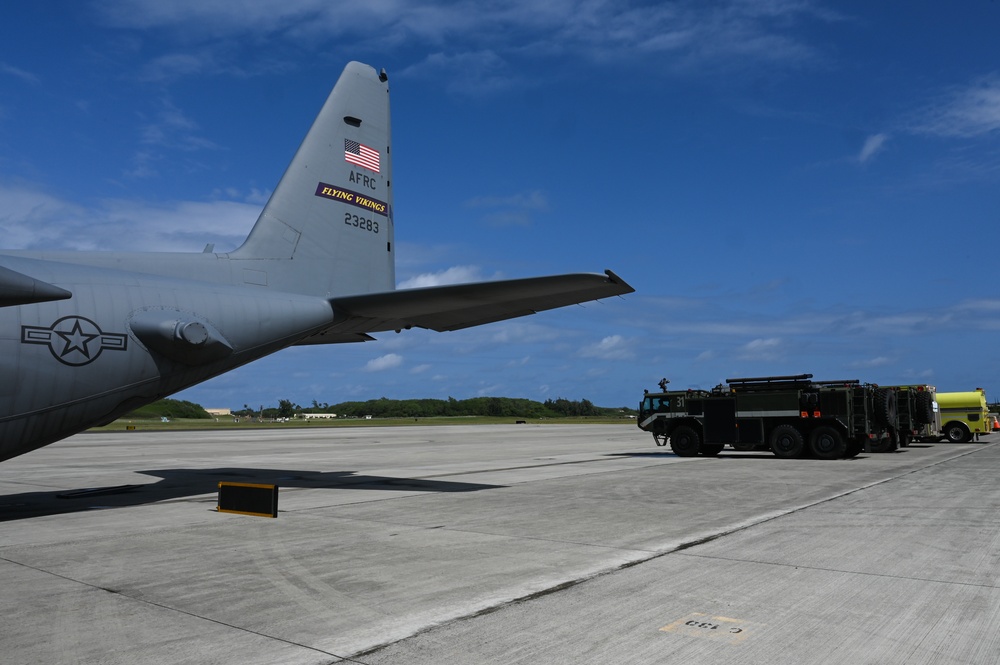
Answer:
[
  {"left": 936, "top": 389, "right": 990, "bottom": 442},
  {"left": 638, "top": 374, "right": 895, "bottom": 459}
]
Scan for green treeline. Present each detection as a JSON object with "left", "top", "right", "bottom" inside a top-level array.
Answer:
[
  {"left": 232, "top": 397, "right": 630, "bottom": 419},
  {"left": 128, "top": 399, "right": 212, "bottom": 419},
  {"left": 327, "top": 397, "right": 603, "bottom": 419}
]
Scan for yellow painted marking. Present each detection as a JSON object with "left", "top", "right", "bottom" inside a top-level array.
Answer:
[
  {"left": 218, "top": 482, "right": 277, "bottom": 490},
  {"left": 660, "top": 612, "right": 765, "bottom": 645}
]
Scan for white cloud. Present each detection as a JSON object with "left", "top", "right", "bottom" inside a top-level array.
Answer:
[
  {"left": 739, "top": 337, "right": 782, "bottom": 360},
  {"left": 0, "top": 182, "right": 260, "bottom": 252},
  {"left": 490, "top": 321, "right": 561, "bottom": 344},
  {"left": 410, "top": 363, "right": 432, "bottom": 374},
  {"left": 901, "top": 368, "right": 935, "bottom": 380},
  {"left": 462, "top": 189, "right": 549, "bottom": 227},
  {"left": 580, "top": 334, "right": 634, "bottom": 360},
  {"left": 0, "top": 62, "right": 40, "bottom": 85},
  {"left": 858, "top": 133, "right": 887, "bottom": 163},
  {"left": 0, "top": 185, "right": 90, "bottom": 249},
  {"left": 401, "top": 51, "right": 520, "bottom": 96},
  {"left": 397, "top": 265, "right": 483, "bottom": 288},
  {"left": 911, "top": 75, "right": 1000, "bottom": 138},
  {"left": 364, "top": 353, "right": 403, "bottom": 372},
  {"left": 850, "top": 356, "right": 893, "bottom": 368},
  {"left": 140, "top": 52, "right": 221, "bottom": 82},
  {"left": 127, "top": 99, "right": 222, "bottom": 177},
  {"left": 465, "top": 190, "right": 548, "bottom": 210},
  {"left": 95, "top": 0, "right": 834, "bottom": 88}
]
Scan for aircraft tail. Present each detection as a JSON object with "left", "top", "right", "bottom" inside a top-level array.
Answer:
[{"left": 230, "top": 62, "right": 394, "bottom": 298}]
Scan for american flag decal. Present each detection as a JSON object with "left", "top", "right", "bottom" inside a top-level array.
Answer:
[{"left": 344, "top": 139, "right": 380, "bottom": 173}]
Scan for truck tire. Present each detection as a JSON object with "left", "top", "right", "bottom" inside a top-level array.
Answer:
[
  {"left": 809, "top": 426, "right": 846, "bottom": 460},
  {"left": 914, "top": 392, "right": 934, "bottom": 425},
  {"left": 670, "top": 425, "right": 701, "bottom": 457},
  {"left": 870, "top": 430, "right": 898, "bottom": 453},
  {"left": 700, "top": 444, "right": 724, "bottom": 456},
  {"left": 871, "top": 389, "right": 897, "bottom": 426},
  {"left": 944, "top": 422, "right": 971, "bottom": 443},
  {"left": 770, "top": 424, "right": 804, "bottom": 458},
  {"left": 844, "top": 439, "right": 863, "bottom": 458}
]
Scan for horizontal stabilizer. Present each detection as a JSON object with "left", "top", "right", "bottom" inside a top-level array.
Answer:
[
  {"left": 298, "top": 270, "right": 633, "bottom": 344},
  {"left": 0, "top": 265, "right": 72, "bottom": 307}
]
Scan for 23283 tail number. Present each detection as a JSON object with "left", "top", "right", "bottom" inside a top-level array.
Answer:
[{"left": 345, "top": 212, "right": 379, "bottom": 234}]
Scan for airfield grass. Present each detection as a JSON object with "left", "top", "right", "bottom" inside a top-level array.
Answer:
[{"left": 91, "top": 415, "right": 636, "bottom": 434}]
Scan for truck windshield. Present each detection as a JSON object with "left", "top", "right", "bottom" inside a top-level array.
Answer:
[{"left": 641, "top": 397, "right": 668, "bottom": 412}]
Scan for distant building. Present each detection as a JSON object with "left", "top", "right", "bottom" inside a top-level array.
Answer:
[
  {"left": 206, "top": 408, "right": 232, "bottom": 417},
  {"left": 302, "top": 413, "right": 338, "bottom": 419}
]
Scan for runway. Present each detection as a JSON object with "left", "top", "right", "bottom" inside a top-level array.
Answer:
[{"left": 1, "top": 424, "right": 998, "bottom": 664}]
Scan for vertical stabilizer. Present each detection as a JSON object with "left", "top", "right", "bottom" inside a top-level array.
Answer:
[{"left": 230, "top": 62, "right": 394, "bottom": 298}]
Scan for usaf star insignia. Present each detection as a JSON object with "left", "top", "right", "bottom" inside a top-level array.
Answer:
[{"left": 21, "top": 316, "right": 128, "bottom": 366}]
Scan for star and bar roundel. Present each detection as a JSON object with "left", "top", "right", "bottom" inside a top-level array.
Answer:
[{"left": 21, "top": 316, "right": 128, "bottom": 366}]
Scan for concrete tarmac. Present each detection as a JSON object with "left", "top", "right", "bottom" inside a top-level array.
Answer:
[{"left": 0, "top": 424, "right": 997, "bottom": 664}]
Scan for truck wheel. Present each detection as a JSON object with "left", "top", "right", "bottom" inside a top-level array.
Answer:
[
  {"left": 770, "top": 424, "right": 804, "bottom": 458},
  {"left": 870, "top": 430, "right": 898, "bottom": 453},
  {"left": 670, "top": 425, "right": 701, "bottom": 457},
  {"left": 944, "top": 422, "right": 971, "bottom": 443},
  {"left": 809, "top": 426, "right": 846, "bottom": 460},
  {"left": 914, "top": 392, "right": 934, "bottom": 425},
  {"left": 844, "top": 439, "right": 863, "bottom": 458},
  {"left": 871, "top": 389, "right": 897, "bottom": 426},
  {"left": 700, "top": 444, "right": 724, "bottom": 456}
]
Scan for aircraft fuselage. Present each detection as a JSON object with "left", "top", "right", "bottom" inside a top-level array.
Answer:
[{"left": 0, "top": 253, "right": 335, "bottom": 461}]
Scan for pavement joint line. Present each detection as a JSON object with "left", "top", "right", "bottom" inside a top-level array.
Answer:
[
  {"left": 659, "top": 443, "right": 997, "bottom": 556},
  {"left": 674, "top": 550, "right": 1000, "bottom": 590},
  {"left": 0, "top": 554, "right": 356, "bottom": 664},
  {"left": 661, "top": 443, "right": 1000, "bottom": 590},
  {"left": 349, "top": 444, "right": 997, "bottom": 660},
  {"left": 408, "top": 455, "right": 665, "bottom": 478}
]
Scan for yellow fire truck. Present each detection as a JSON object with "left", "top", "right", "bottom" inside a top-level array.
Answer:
[{"left": 936, "top": 389, "right": 989, "bottom": 442}]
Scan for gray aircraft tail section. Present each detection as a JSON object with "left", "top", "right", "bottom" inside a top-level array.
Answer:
[
  {"left": 0, "top": 59, "right": 635, "bottom": 462},
  {"left": 230, "top": 62, "right": 394, "bottom": 298},
  {"left": 225, "top": 61, "right": 635, "bottom": 334}
]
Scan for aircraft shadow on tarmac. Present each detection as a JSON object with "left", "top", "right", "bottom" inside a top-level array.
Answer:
[{"left": 0, "top": 468, "right": 504, "bottom": 522}]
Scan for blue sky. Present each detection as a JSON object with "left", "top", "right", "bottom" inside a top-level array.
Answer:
[{"left": 2, "top": 1, "right": 999, "bottom": 409}]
